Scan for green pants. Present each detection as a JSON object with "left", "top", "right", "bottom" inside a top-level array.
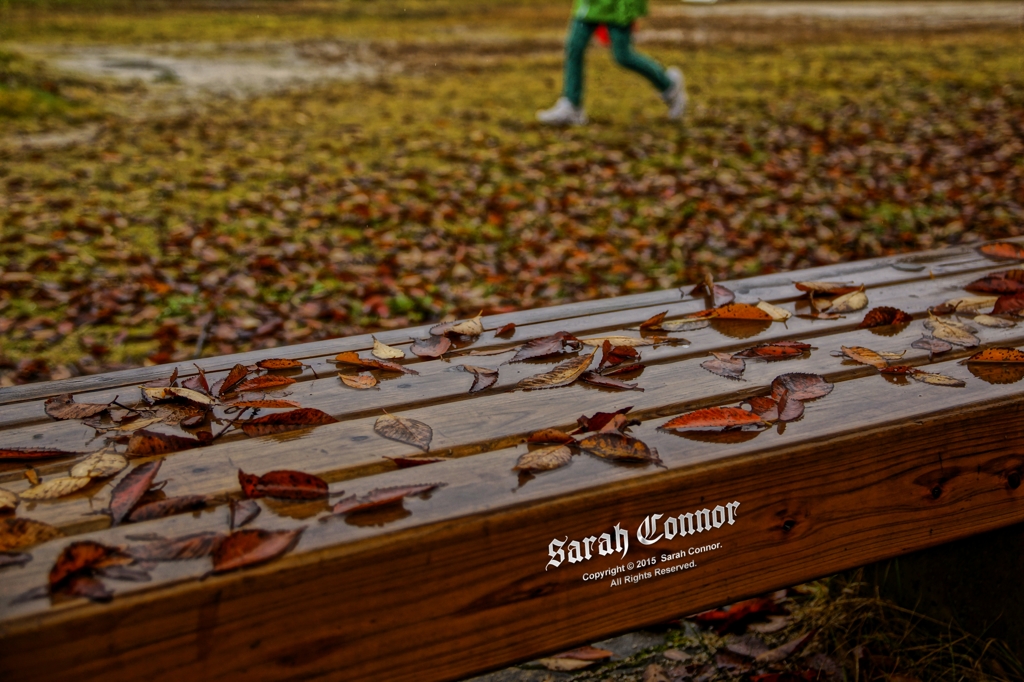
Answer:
[{"left": 563, "top": 19, "right": 671, "bottom": 107}]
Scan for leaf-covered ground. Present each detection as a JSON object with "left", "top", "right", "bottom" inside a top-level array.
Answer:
[{"left": 0, "top": 2, "right": 1022, "bottom": 388}]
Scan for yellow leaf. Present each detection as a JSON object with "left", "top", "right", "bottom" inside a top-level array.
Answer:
[
  {"left": 371, "top": 337, "right": 405, "bottom": 360},
  {"left": 449, "top": 312, "right": 485, "bottom": 336},
  {"left": 141, "top": 386, "right": 216, "bottom": 405},
  {"left": 840, "top": 346, "right": 888, "bottom": 369},
  {"left": 70, "top": 451, "right": 128, "bottom": 479},
  {"left": 827, "top": 287, "right": 868, "bottom": 313},
  {"left": 512, "top": 444, "right": 573, "bottom": 473},
  {"left": 910, "top": 371, "right": 966, "bottom": 387},
  {"left": 925, "top": 316, "right": 979, "bottom": 347},
  {"left": 973, "top": 314, "right": 1015, "bottom": 328},
  {"left": 756, "top": 300, "right": 791, "bottom": 321},
  {"left": 20, "top": 476, "right": 92, "bottom": 500},
  {"left": 943, "top": 296, "right": 998, "bottom": 313}
]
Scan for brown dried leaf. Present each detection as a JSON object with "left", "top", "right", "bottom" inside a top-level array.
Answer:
[
  {"left": 334, "top": 351, "right": 419, "bottom": 375},
  {"left": 212, "top": 528, "right": 304, "bottom": 574},
  {"left": 142, "top": 367, "right": 179, "bottom": 388},
  {"left": 0, "top": 447, "right": 84, "bottom": 462},
  {"left": 49, "top": 540, "right": 131, "bottom": 592},
  {"left": 578, "top": 433, "right": 661, "bottom": 465},
  {"left": 0, "top": 488, "right": 18, "bottom": 513},
  {"left": 410, "top": 335, "right": 452, "bottom": 358},
  {"left": 241, "top": 408, "right": 338, "bottom": 437},
  {"left": 755, "top": 630, "right": 817, "bottom": 664},
  {"left": 371, "top": 337, "right": 405, "bottom": 360},
  {"left": 238, "top": 469, "right": 329, "bottom": 500},
  {"left": 992, "top": 292, "right": 1024, "bottom": 315},
  {"left": 573, "top": 406, "right": 633, "bottom": 434},
  {"left": 20, "top": 476, "right": 92, "bottom": 501},
  {"left": 70, "top": 451, "right": 128, "bottom": 479},
  {"left": 964, "top": 348, "right": 1024, "bottom": 363},
  {"left": 129, "top": 531, "right": 226, "bottom": 561},
  {"left": 580, "top": 336, "right": 660, "bottom": 348},
  {"left": 128, "top": 495, "right": 209, "bottom": 523},
  {"left": 858, "top": 306, "right": 913, "bottom": 329},
  {"left": 44, "top": 394, "right": 110, "bottom": 421},
  {"left": 925, "top": 317, "right": 980, "bottom": 347},
  {"left": 701, "top": 352, "right": 745, "bottom": 380},
  {"left": 639, "top": 311, "right": 668, "bottom": 330},
  {"left": 775, "top": 390, "right": 805, "bottom": 422},
  {"left": 494, "top": 322, "right": 516, "bottom": 338},
  {"left": 826, "top": 287, "right": 868, "bottom": 313},
  {"left": 181, "top": 366, "right": 210, "bottom": 394},
  {"left": 661, "top": 407, "right": 765, "bottom": 431},
  {"left": 528, "top": 429, "right": 576, "bottom": 444},
  {"left": 126, "top": 429, "right": 204, "bottom": 457},
  {"left": 910, "top": 371, "right": 966, "bottom": 387},
  {"left": 734, "top": 341, "right": 810, "bottom": 360},
  {"left": 581, "top": 371, "right": 643, "bottom": 391},
  {"left": 771, "top": 373, "right": 834, "bottom": 401},
  {"left": 231, "top": 375, "right": 296, "bottom": 393},
  {"left": 219, "top": 363, "right": 250, "bottom": 395},
  {"left": 513, "top": 444, "right": 573, "bottom": 473},
  {"left": 374, "top": 412, "right": 433, "bottom": 451},
  {"left": 330, "top": 483, "right": 443, "bottom": 514},
  {"left": 516, "top": 351, "right": 595, "bottom": 391},
  {"left": 510, "top": 331, "right": 582, "bottom": 362},
  {"left": 340, "top": 373, "right": 377, "bottom": 390},
  {"left": 384, "top": 456, "right": 446, "bottom": 469},
  {"left": 431, "top": 312, "right": 484, "bottom": 337},
  {"left": 0, "top": 517, "right": 63, "bottom": 551},
  {"left": 460, "top": 365, "right": 499, "bottom": 393},
  {"left": 109, "top": 460, "right": 163, "bottom": 526},
  {"left": 839, "top": 346, "right": 888, "bottom": 369}
]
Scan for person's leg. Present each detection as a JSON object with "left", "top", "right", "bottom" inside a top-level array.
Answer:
[
  {"left": 563, "top": 19, "right": 598, "bottom": 107},
  {"left": 607, "top": 23, "right": 671, "bottom": 92}
]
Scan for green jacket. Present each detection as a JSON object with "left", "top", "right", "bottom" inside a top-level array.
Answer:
[{"left": 572, "top": 0, "right": 648, "bottom": 26}]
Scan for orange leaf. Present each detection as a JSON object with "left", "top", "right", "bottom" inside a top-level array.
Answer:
[
  {"left": 660, "top": 407, "right": 765, "bottom": 431},
  {"left": 232, "top": 375, "right": 296, "bottom": 393},
  {"left": 712, "top": 303, "right": 773, "bottom": 321},
  {"left": 963, "top": 347, "right": 1024, "bottom": 363},
  {"left": 494, "top": 322, "right": 516, "bottom": 338},
  {"left": 255, "top": 358, "right": 304, "bottom": 370},
  {"left": 527, "top": 428, "right": 576, "bottom": 444},
  {"left": 0, "top": 447, "right": 84, "bottom": 462},
  {"left": 219, "top": 363, "right": 250, "bottom": 396},
  {"left": 639, "top": 311, "right": 668, "bottom": 330},
  {"left": 979, "top": 242, "right": 1024, "bottom": 261}
]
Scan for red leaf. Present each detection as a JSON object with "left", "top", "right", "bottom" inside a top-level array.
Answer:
[
  {"left": 880, "top": 365, "right": 916, "bottom": 375},
  {"left": 572, "top": 406, "right": 633, "bottom": 434},
  {"left": 979, "top": 242, "right": 1024, "bottom": 261},
  {"left": 226, "top": 398, "right": 303, "bottom": 409},
  {"left": 510, "top": 331, "right": 582, "bottom": 363},
  {"left": 494, "top": 322, "right": 516, "bottom": 338},
  {"left": 127, "top": 495, "right": 209, "bottom": 523},
  {"left": 384, "top": 456, "right": 446, "bottom": 469},
  {"left": 212, "top": 528, "right": 304, "bottom": 574},
  {"left": 218, "top": 363, "right": 250, "bottom": 396},
  {"left": 49, "top": 540, "right": 130, "bottom": 591},
  {"left": 129, "top": 531, "right": 226, "bottom": 561},
  {"left": 770, "top": 373, "right": 833, "bottom": 401},
  {"left": 238, "top": 469, "right": 329, "bottom": 500},
  {"left": 527, "top": 429, "right": 577, "bottom": 444},
  {"left": 109, "top": 460, "right": 163, "bottom": 526},
  {"left": 661, "top": 407, "right": 765, "bottom": 431},
  {"left": 964, "top": 271, "right": 1024, "bottom": 295},
  {"left": 330, "top": 483, "right": 444, "bottom": 515},
  {"left": 857, "top": 306, "right": 914, "bottom": 329},
  {"left": 733, "top": 344, "right": 805, "bottom": 360},
  {"left": 231, "top": 375, "right": 296, "bottom": 393},
  {"left": 240, "top": 408, "right": 338, "bottom": 437},
  {"left": 992, "top": 292, "right": 1024, "bottom": 315},
  {"left": 743, "top": 396, "right": 780, "bottom": 422},
  {"left": 126, "top": 429, "right": 204, "bottom": 457},
  {"left": 334, "top": 351, "right": 419, "bottom": 375},
  {"left": 691, "top": 597, "right": 782, "bottom": 634},
  {"left": 0, "top": 447, "right": 84, "bottom": 462}
]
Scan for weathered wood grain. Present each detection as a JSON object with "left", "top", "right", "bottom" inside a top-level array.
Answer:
[
  {"left": 0, "top": 240, "right": 1001, "bottom": 407},
  {"left": 1, "top": 358, "right": 1022, "bottom": 681}
]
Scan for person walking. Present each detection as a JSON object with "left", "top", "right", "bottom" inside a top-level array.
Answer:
[{"left": 538, "top": 0, "right": 685, "bottom": 126}]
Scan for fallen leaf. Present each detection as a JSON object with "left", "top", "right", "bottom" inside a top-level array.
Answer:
[
  {"left": 734, "top": 341, "right": 810, "bottom": 360},
  {"left": 516, "top": 351, "right": 595, "bottom": 390},
  {"left": 231, "top": 375, "right": 296, "bottom": 393},
  {"left": 661, "top": 319, "right": 711, "bottom": 332},
  {"left": 371, "top": 337, "right": 405, "bottom": 360},
  {"left": 255, "top": 358, "right": 304, "bottom": 370},
  {"left": 410, "top": 335, "right": 452, "bottom": 358},
  {"left": 691, "top": 597, "right": 782, "bottom": 634},
  {"left": 553, "top": 646, "right": 614, "bottom": 661},
  {"left": 432, "top": 311, "right": 484, "bottom": 337},
  {"left": 798, "top": 312, "right": 844, "bottom": 320},
  {"left": 579, "top": 432, "right": 661, "bottom": 464},
  {"left": 70, "top": 451, "right": 128, "bottom": 479},
  {"left": 458, "top": 365, "right": 499, "bottom": 393},
  {"left": 0, "top": 447, "right": 83, "bottom": 462},
  {"left": 340, "top": 373, "right": 378, "bottom": 389},
  {"left": 992, "top": 292, "right": 1024, "bottom": 315},
  {"left": 527, "top": 429, "right": 576, "bottom": 444},
  {"left": 44, "top": 394, "right": 110, "bottom": 420},
  {"left": 181, "top": 366, "right": 210, "bottom": 394},
  {"left": 128, "top": 495, "right": 209, "bottom": 522},
  {"left": 973, "top": 314, "right": 1015, "bottom": 328},
  {"left": 219, "top": 363, "right": 250, "bottom": 396},
  {"left": 0, "top": 552, "right": 32, "bottom": 569},
  {"left": 839, "top": 346, "right": 889, "bottom": 369},
  {"left": 748, "top": 615, "right": 791, "bottom": 634},
  {"left": 714, "top": 302, "right": 773, "bottom": 321},
  {"left": 979, "top": 242, "right": 1024, "bottom": 261},
  {"left": 639, "top": 311, "right": 668, "bottom": 330},
  {"left": 910, "top": 370, "right": 966, "bottom": 387},
  {"left": 226, "top": 398, "right": 304, "bottom": 408},
  {"left": 597, "top": 413, "right": 637, "bottom": 434},
  {"left": 334, "top": 351, "right": 419, "bottom": 375},
  {"left": 212, "top": 528, "right": 304, "bottom": 574},
  {"left": 743, "top": 396, "right": 780, "bottom": 421},
  {"left": 662, "top": 407, "right": 765, "bottom": 431},
  {"left": 49, "top": 540, "right": 131, "bottom": 591},
  {"left": 756, "top": 300, "right": 791, "bottom": 321},
  {"left": 510, "top": 331, "right": 582, "bottom": 362},
  {"left": 129, "top": 531, "right": 226, "bottom": 561},
  {"left": 580, "top": 336, "right": 661, "bottom": 348},
  {"left": 238, "top": 469, "right": 329, "bottom": 500},
  {"left": 880, "top": 365, "right": 916, "bottom": 375},
  {"left": 25, "top": 469, "right": 39, "bottom": 486},
  {"left": 911, "top": 336, "right": 953, "bottom": 357},
  {"left": 0, "top": 517, "right": 63, "bottom": 551},
  {"left": 494, "top": 322, "right": 516, "bottom": 338},
  {"left": 141, "top": 386, "right": 217, "bottom": 405},
  {"left": 573, "top": 407, "right": 633, "bottom": 434},
  {"left": 775, "top": 390, "right": 805, "bottom": 422},
  {"left": 755, "top": 630, "right": 817, "bottom": 664},
  {"left": 858, "top": 306, "right": 913, "bottom": 328},
  {"left": 964, "top": 348, "right": 1024, "bottom": 363},
  {"left": 702, "top": 352, "right": 746, "bottom": 380},
  {"left": 925, "top": 317, "right": 980, "bottom": 347},
  {"left": 513, "top": 444, "right": 573, "bottom": 473},
  {"left": 126, "top": 429, "right": 204, "bottom": 456},
  {"left": 230, "top": 499, "right": 261, "bottom": 530},
  {"left": 602, "top": 362, "right": 645, "bottom": 376},
  {"left": 581, "top": 371, "right": 643, "bottom": 391},
  {"left": 109, "top": 460, "right": 163, "bottom": 526},
  {"left": 330, "top": 483, "right": 443, "bottom": 514},
  {"left": 965, "top": 274, "right": 1024, "bottom": 295},
  {"left": 142, "top": 367, "right": 178, "bottom": 388},
  {"left": 20, "top": 476, "right": 92, "bottom": 501},
  {"left": 771, "top": 373, "right": 834, "bottom": 401},
  {"left": 938, "top": 295, "right": 1001, "bottom": 313},
  {"left": 725, "top": 633, "right": 771, "bottom": 659},
  {"left": 826, "top": 287, "right": 868, "bottom": 313},
  {"left": 374, "top": 412, "right": 433, "bottom": 451},
  {"left": 384, "top": 456, "right": 446, "bottom": 469},
  {"left": 598, "top": 341, "right": 640, "bottom": 369},
  {"left": 241, "top": 408, "right": 338, "bottom": 437},
  {"left": 0, "top": 488, "right": 18, "bottom": 513},
  {"left": 535, "top": 658, "right": 593, "bottom": 672}
]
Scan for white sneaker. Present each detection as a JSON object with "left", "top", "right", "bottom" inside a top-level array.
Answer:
[
  {"left": 536, "top": 97, "right": 587, "bottom": 126},
  {"left": 662, "top": 67, "right": 687, "bottom": 121}
]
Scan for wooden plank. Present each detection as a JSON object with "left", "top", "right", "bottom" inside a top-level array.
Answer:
[
  {"left": 2, "top": 355, "right": 1023, "bottom": 681},
  {"left": 0, "top": 240, "right": 999, "bottom": 407}
]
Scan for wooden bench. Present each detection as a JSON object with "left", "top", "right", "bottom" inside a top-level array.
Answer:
[{"left": 2, "top": 241, "right": 1024, "bottom": 681}]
